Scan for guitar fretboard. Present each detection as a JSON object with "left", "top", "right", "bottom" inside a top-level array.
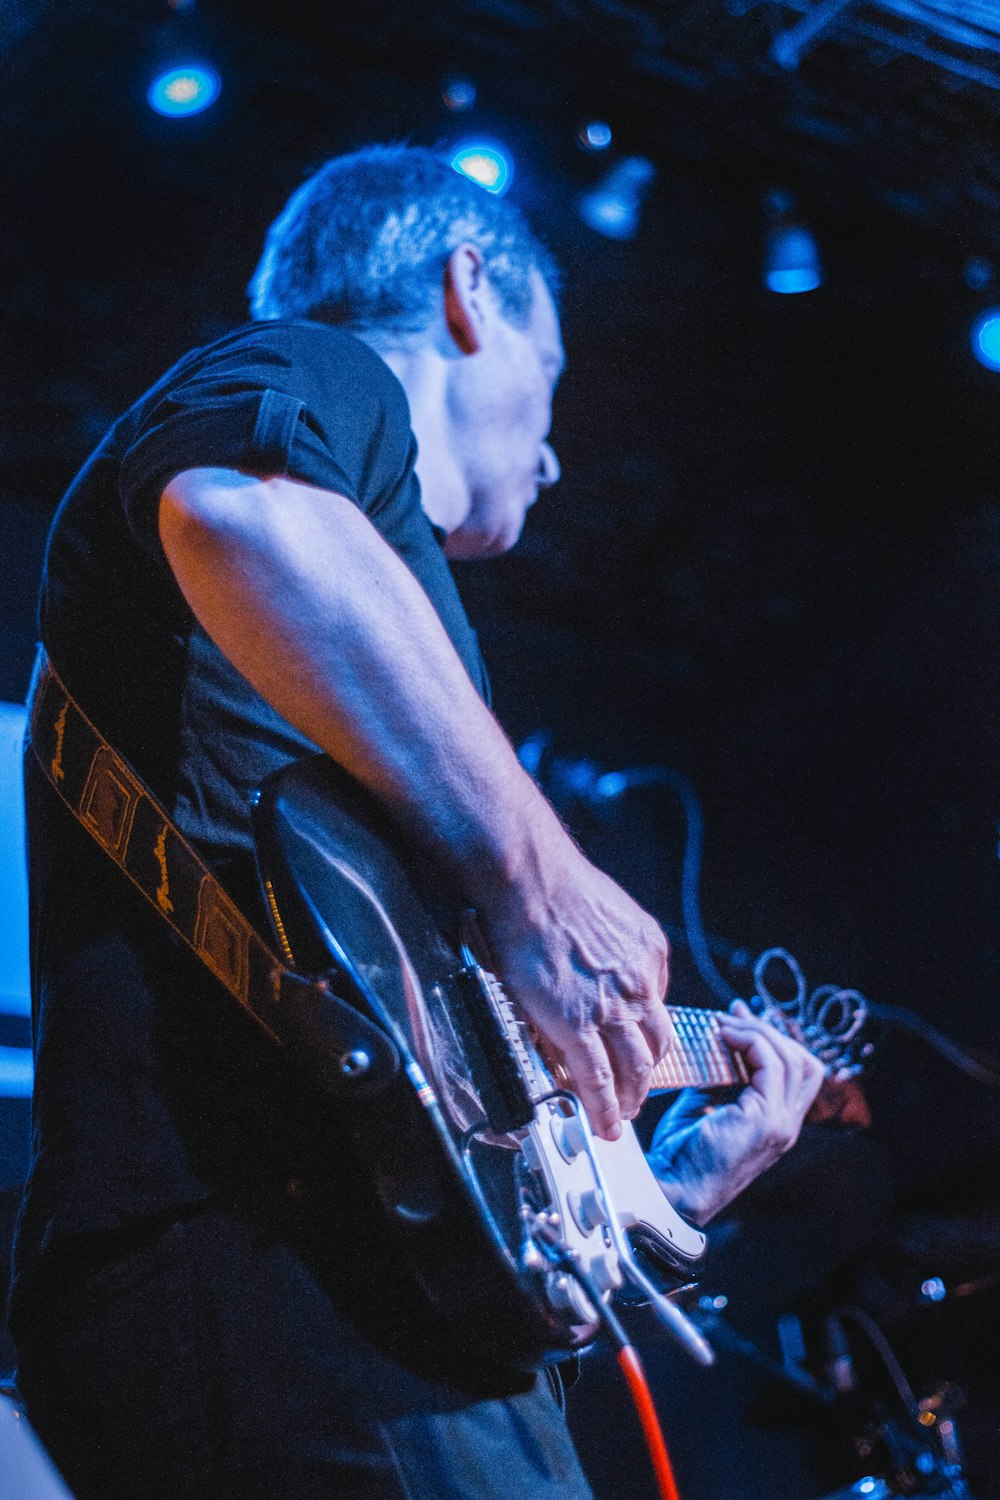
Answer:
[{"left": 650, "top": 1006, "right": 748, "bottom": 1092}]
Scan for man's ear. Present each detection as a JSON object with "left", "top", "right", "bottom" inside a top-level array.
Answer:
[{"left": 443, "top": 243, "right": 488, "bottom": 356}]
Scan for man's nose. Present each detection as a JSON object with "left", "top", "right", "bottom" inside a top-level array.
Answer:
[{"left": 537, "top": 442, "right": 561, "bottom": 489}]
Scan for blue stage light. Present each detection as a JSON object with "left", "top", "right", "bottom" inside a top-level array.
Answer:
[
  {"left": 578, "top": 157, "right": 656, "bottom": 241},
  {"left": 578, "top": 121, "right": 612, "bottom": 152},
  {"left": 442, "top": 77, "right": 477, "bottom": 113},
  {"left": 767, "top": 267, "right": 822, "bottom": 294},
  {"left": 964, "top": 257, "right": 993, "bottom": 293},
  {"left": 0, "top": 703, "right": 29, "bottom": 1021},
  {"left": 971, "top": 309, "right": 1000, "bottom": 371},
  {"left": 765, "top": 225, "right": 822, "bottom": 294},
  {"left": 450, "top": 143, "right": 513, "bottom": 195},
  {"left": 147, "top": 64, "right": 221, "bottom": 118},
  {"left": 0, "top": 1046, "right": 33, "bottom": 1098}
]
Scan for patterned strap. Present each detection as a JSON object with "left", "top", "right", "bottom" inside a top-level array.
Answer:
[
  {"left": 28, "top": 653, "right": 286, "bottom": 1042},
  {"left": 28, "top": 653, "right": 402, "bottom": 1096}
]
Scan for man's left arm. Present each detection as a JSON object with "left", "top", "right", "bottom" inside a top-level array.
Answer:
[{"left": 649, "top": 1001, "right": 826, "bottom": 1224}]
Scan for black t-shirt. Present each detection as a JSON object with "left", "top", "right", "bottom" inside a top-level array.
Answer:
[{"left": 12, "top": 321, "right": 489, "bottom": 1307}]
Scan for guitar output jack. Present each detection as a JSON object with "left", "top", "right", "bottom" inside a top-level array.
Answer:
[{"left": 338, "top": 1049, "right": 371, "bottom": 1077}]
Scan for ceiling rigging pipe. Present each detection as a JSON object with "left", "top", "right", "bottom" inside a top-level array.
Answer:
[{"left": 771, "top": 0, "right": 857, "bottom": 68}]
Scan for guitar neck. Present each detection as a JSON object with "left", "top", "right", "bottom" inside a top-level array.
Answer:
[{"left": 651, "top": 1005, "right": 749, "bottom": 1092}]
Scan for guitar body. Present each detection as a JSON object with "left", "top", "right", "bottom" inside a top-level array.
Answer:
[{"left": 253, "top": 754, "right": 705, "bottom": 1368}]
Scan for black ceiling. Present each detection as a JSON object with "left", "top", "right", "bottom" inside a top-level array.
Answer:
[{"left": 5, "top": 0, "right": 1000, "bottom": 471}]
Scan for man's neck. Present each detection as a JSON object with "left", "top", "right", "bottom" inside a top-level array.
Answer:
[{"left": 369, "top": 342, "right": 469, "bottom": 538}]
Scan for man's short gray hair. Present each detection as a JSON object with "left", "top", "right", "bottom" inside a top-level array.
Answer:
[{"left": 248, "top": 144, "right": 559, "bottom": 342}]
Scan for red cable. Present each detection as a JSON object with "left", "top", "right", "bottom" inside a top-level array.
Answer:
[{"left": 616, "top": 1343, "right": 683, "bottom": 1500}]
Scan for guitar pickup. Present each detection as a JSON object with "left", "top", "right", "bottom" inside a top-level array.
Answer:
[{"left": 446, "top": 965, "right": 537, "bottom": 1135}]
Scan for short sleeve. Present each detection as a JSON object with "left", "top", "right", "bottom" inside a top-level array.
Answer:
[{"left": 116, "top": 323, "right": 408, "bottom": 560}]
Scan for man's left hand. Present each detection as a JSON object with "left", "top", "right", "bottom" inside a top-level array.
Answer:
[{"left": 647, "top": 1000, "right": 825, "bottom": 1224}]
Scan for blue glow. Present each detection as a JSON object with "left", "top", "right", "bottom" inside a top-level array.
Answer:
[
  {"left": 579, "top": 121, "right": 612, "bottom": 151},
  {"left": 767, "top": 267, "right": 822, "bottom": 294},
  {"left": 147, "top": 65, "right": 221, "bottom": 118},
  {"left": 765, "top": 225, "right": 823, "bottom": 295},
  {"left": 442, "top": 77, "right": 476, "bottom": 112},
  {"left": 921, "top": 1276, "right": 947, "bottom": 1303},
  {"left": 972, "top": 309, "right": 1000, "bottom": 370},
  {"left": 0, "top": 1046, "right": 33, "bottom": 1098},
  {"left": 580, "top": 195, "right": 636, "bottom": 239},
  {"left": 964, "top": 257, "right": 993, "bottom": 292},
  {"left": 0, "top": 703, "right": 29, "bottom": 1018},
  {"left": 578, "top": 157, "right": 656, "bottom": 242},
  {"left": 450, "top": 143, "right": 513, "bottom": 196}
]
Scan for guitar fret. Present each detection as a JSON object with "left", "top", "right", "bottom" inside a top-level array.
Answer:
[
  {"left": 710, "top": 1034, "right": 729, "bottom": 1085},
  {"left": 657, "top": 1006, "right": 740, "bottom": 1092},
  {"left": 651, "top": 1057, "right": 674, "bottom": 1091},
  {"left": 653, "top": 1038, "right": 683, "bottom": 1090},
  {"left": 690, "top": 1012, "right": 711, "bottom": 1086},
  {"left": 708, "top": 1016, "right": 735, "bottom": 1086},
  {"left": 684, "top": 1012, "right": 706, "bottom": 1088},
  {"left": 703, "top": 1015, "right": 723, "bottom": 1086},
  {"left": 682, "top": 1024, "right": 700, "bottom": 1086},
  {"left": 673, "top": 1011, "right": 698, "bottom": 1088},
  {"left": 702, "top": 1022, "right": 722, "bottom": 1086}
]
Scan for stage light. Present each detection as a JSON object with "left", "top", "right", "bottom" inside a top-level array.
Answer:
[
  {"left": 442, "top": 77, "right": 476, "bottom": 112},
  {"left": 147, "top": 64, "right": 221, "bottom": 118},
  {"left": 971, "top": 308, "right": 1000, "bottom": 371},
  {"left": 578, "top": 120, "right": 612, "bottom": 152},
  {"left": 0, "top": 702, "right": 29, "bottom": 1021},
  {"left": 450, "top": 142, "right": 513, "bottom": 195},
  {"left": 964, "top": 257, "right": 993, "bottom": 292},
  {"left": 578, "top": 157, "right": 655, "bottom": 241},
  {"left": 0, "top": 1046, "right": 33, "bottom": 1098},
  {"left": 764, "top": 224, "right": 822, "bottom": 294}
]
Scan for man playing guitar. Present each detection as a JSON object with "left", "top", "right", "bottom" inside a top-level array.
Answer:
[{"left": 11, "top": 145, "right": 823, "bottom": 1498}]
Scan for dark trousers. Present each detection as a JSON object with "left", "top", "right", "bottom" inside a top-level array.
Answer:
[{"left": 13, "top": 1199, "right": 594, "bottom": 1500}]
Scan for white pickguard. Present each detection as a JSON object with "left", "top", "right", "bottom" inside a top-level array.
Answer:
[
  {"left": 593, "top": 1122, "right": 706, "bottom": 1262},
  {"left": 460, "top": 928, "right": 709, "bottom": 1345},
  {"left": 520, "top": 1097, "right": 706, "bottom": 1328}
]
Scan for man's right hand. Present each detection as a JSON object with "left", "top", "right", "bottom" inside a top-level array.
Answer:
[{"left": 482, "top": 846, "right": 673, "bottom": 1140}]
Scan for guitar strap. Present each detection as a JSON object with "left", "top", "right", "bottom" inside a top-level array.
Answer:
[{"left": 26, "top": 650, "right": 398, "bottom": 1097}]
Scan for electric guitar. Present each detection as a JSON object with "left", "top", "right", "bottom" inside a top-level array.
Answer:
[{"left": 253, "top": 754, "right": 868, "bottom": 1370}]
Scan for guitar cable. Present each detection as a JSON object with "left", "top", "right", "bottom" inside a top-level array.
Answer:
[
  {"left": 534, "top": 1233, "right": 683, "bottom": 1500},
  {"left": 527, "top": 741, "right": 1000, "bottom": 1096},
  {"left": 590, "top": 763, "right": 737, "bottom": 1010},
  {"left": 517, "top": 738, "right": 736, "bottom": 1008}
]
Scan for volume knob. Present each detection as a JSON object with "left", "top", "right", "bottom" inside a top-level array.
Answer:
[
  {"left": 569, "top": 1188, "right": 608, "bottom": 1236},
  {"left": 551, "top": 1113, "right": 586, "bottom": 1162}
]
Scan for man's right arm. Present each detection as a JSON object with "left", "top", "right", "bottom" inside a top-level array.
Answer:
[{"left": 159, "top": 466, "right": 672, "bottom": 1139}]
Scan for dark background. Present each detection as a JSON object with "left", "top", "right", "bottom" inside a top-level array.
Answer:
[{"left": 2, "top": 3, "right": 1000, "bottom": 1496}]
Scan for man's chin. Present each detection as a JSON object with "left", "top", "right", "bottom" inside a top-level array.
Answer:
[{"left": 444, "top": 524, "right": 523, "bottom": 561}]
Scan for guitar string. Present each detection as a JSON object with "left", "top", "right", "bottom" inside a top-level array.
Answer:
[{"left": 653, "top": 1009, "right": 739, "bottom": 1090}]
